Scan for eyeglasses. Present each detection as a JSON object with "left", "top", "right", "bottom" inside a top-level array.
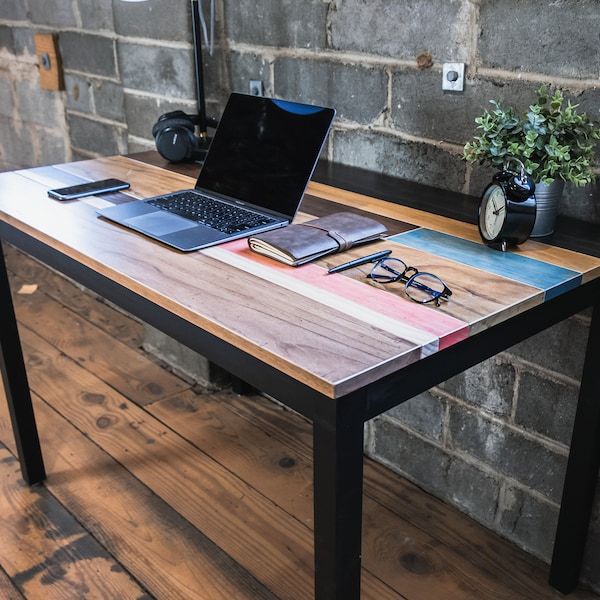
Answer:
[{"left": 367, "top": 257, "right": 452, "bottom": 306}]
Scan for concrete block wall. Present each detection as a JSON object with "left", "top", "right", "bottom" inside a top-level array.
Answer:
[
  {"left": 369, "top": 314, "right": 596, "bottom": 575},
  {"left": 1, "top": 0, "right": 599, "bottom": 590}
]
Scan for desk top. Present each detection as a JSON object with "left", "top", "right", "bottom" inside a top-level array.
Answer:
[{"left": 2, "top": 155, "right": 600, "bottom": 398}]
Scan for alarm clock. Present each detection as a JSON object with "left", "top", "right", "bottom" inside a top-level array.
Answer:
[{"left": 478, "top": 158, "right": 536, "bottom": 251}]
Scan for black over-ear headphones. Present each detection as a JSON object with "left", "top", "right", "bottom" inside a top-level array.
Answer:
[{"left": 152, "top": 110, "right": 207, "bottom": 162}]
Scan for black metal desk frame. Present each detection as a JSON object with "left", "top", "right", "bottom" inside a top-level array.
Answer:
[{"left": 1, "top": 216, "right": 599, "bottom": 599}]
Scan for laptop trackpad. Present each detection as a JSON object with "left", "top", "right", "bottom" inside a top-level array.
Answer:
[{"left": 125, "top": 212, "right": 197, "bottom": 236}]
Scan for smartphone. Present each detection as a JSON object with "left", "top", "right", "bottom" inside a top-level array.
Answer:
[{"left": 48, "top": 178, "right": 130, "bottom": 201}]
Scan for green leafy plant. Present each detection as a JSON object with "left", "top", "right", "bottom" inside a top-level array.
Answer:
[{"left": 464, "top": 86, "right": 600, "bottom": 186}]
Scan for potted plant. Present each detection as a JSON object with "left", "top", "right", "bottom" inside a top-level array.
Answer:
[{"left": 464, "top": 85, "right": 600, "bottom": 236}]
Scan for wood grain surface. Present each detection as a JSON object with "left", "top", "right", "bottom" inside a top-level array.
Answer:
[{"left": 3, "top": 155, "right": 600, "bottom": 399}]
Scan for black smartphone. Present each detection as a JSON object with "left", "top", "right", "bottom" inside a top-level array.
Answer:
[{"left": 48, "top": 178, "right": 130, "bottom": 201}]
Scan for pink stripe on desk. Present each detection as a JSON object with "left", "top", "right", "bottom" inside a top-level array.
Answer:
[{"left": 207, "top": 239, "right": 469, "bottom": 350}]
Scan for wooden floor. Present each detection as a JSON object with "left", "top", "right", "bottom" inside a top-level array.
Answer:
[{"left": 0, "top": 243, "right": 597, "bottom": 600}]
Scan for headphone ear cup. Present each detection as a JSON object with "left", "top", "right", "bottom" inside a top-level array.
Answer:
[
  {"left": 152, "top": 111, "right": 195, "bottom": 137},
  {"left": 152, "top": 112, "right": 198, "bottom": 162}
]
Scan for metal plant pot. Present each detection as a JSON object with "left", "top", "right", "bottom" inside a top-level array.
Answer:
[{"left": 531, "top": 180, "right": 565, "bottom": 238}]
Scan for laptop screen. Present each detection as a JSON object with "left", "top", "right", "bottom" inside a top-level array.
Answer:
[{"left": 195, "top": 93, "right": 335, "bottom": 220}]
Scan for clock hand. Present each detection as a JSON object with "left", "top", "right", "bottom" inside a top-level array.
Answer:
[{"left": 494, "top": 205, "right": 505, "bottom": 215}]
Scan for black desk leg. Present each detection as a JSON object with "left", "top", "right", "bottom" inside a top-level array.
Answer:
[
  {"left": 312, "top": 393, "right": 365, "bottom": 600},
  {"left": 0, "top": 243, "right": 46, "bottom": 484},
  {"left": 549, "top": 301, "right": 600, "bottom": 593}
]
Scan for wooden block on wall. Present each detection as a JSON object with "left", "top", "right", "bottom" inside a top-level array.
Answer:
[{"left": 34, "top": 33, "right": 64, "bottom": 91}]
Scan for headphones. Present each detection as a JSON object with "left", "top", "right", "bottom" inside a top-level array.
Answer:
[{"left": 152, "top": 110, "right": 208, "bottom": 162}]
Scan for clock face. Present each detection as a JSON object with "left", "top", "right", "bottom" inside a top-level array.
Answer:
[{"left": 479, "top": 184, "right": 507, "bottom": 241}]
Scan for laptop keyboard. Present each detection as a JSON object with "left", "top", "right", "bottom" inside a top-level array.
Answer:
[{"left": 147, "top": 191, "right": 278, "bottom": 234}]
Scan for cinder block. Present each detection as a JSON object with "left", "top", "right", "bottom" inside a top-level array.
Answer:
[
  {"left": 15, "top": 78, "right": 65, "bottom": 128},
  {"left": 67, "top": 113, "right": 126, "bottom": 156},
  {"left": 0, "top": 118, "right": 36, "bottom": 169},
  {"left": 447, "top": 405, "right": 567, "bottom": 503},
  {"left": 332, "top": 128, "right": 467, "bottom": 192},
  {"left": 93, "top": 80, "right": 125, "bottom": 121},
  {"left": 445, "top": 456, "right": 499, "bottom": 527},
  {"left": 508, "top": 315, "right": 588, "bottom": 380},
  {"left": 369, "top": 416, "right": 451, "bottom": 494},
  {"left": 227, "top": 51, "right": 271, "bottom": 96},
  {"left": 274, "top": 57, "right": 387, "bottom": 125},
  {"left": 60, "top": 32, "right": 117, "bottom": 78},
  {"left": 479, "top": 0, "right": 600, "bottom": 78},
  {"left": 124, "top": 94, "right": 170, "bottom": 140},
  {"left": 581, "top": 511, "right": 600, "bottom": 585},
  {"left": 497, "top": 483, "right": 558, "bottom": 560},
  {"left": 28, "top": 0, "right": 77, "bottom": 27},
  {"left": 114, "top": 0, "right": 190, "bottom": 41},
  {"left": 126, "top": 138, "right": 155, "bottom": 154},
  {"left": 3, "top": 1, "right": 600, "bottom": 589},
  {"left": 38, "top": 132, "right": 69, "bottom": 167},
  {"left": 0, "top": 26, "right": 15, "bottom": 52},
  {"left": 64, "top": 74, "right": 92, "bottom": 114},
  {"left": 385, "top": 391, "right": 445, "bottom": 442},
  {"left": 440, "top": 358, "right": 516, "bottom": 417},
  {"left": 515, "top": 373, "right": 578, "bottom": 446},
  {"left": 117, "top": 42, "right": 195, "bottom": 99},
  {"left": 368, "top": 417, "right": 499, "bottom": 526},
  {"left": 79, "top": 0, "right": 116, "bottom": 33},
  {"left": 12, "top": 27, "right": 36, "bottom": 55},
  {"left": 330, "top": 0, "right": 473, "bottom": 61},
  {"left": 562, "top": 183, "right": 600, "bottom": 221},
  {"left": 2, "top": 0, "right": 27, "bottom": 21},
  {"left": 392, "top": 74, "right": 540, "bottom": 146},
  {"left": 225, "top": 0, "right": 328, "bottom": 49}
]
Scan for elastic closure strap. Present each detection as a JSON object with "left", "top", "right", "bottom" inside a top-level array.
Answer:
[{"left": 300, "top": 223, "right": 351, "bottom": 251}]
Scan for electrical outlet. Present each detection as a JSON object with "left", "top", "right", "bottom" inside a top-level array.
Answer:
[
  {"left": 249, "top": 80, "right": 263, "bottom": 96},
  {"left": 442, "top": 63, "right": 464, "bottom": 92}
]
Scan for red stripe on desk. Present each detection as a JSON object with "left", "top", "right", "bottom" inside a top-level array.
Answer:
[{"left": 210, "top": 239, "right": 469, "bottom": 351}]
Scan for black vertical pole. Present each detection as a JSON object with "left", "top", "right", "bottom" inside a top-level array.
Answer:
[
  {"left": 549, "top": 301, "right": 600, "bottom": 592},
  {"left": 313, "top": 392, "right": 365, "bottom": 600},
  {"left": 0, "top": 242, "right": 46, "bottom": 484},
  {"left": 191, "top": 0, "right": 207, "bottom": 136}
]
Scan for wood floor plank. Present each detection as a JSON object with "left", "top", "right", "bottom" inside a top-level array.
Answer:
[
  {"left": 8, "top": 268, "right": 189, "bottom": 407},
  {"left": 151, "top": 390, "right": 478, "bottom": 598},
  {"left": 151, "top": 388, "right": 577, "bottom": 599},
  {"left": 11, "top": 324, "right": 403, "bottom": 600},
  {"left": 12, "top": 326, "right": 316, "bottom": 599},
  {"left": 0, "top": 445, "right": 150, "bottom": 599},
  {"left": 200, "top": 390, "right": 600, "bottom": 600},
  {"left": 149, "top": 389, "right": 315, "bottom": 526},
  {"left": 0, "top": 394, "right": 279, "bottom": 600},
  {"left": 0, "top": 564, "right": 25, "bottom": 600},
  {"left": 4, "top": 243, "right": 144, "bottom": 350}
]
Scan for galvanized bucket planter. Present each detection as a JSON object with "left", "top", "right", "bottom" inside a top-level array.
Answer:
[{"left": 531, "top": 180, "right": 565, "bottom": 238}]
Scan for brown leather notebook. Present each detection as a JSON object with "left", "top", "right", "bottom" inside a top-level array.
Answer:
[{"left": 247, "top": 212, "right": 387, "bottom": 266}]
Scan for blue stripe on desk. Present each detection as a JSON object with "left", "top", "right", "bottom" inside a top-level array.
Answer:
[{"left": 389, "top": 229, "right": 582, "bottom": 300}]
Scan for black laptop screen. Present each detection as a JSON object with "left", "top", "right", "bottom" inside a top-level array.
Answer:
[{"left": 195, "top": 94, "right": 335, "bottom": 220}]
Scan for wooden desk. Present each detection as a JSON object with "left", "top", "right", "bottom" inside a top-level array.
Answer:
[{"left": 1, "top": 154, "right": 600, "bottom": 598}]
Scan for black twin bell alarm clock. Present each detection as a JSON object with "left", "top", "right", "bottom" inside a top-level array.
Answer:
[{"left": 478, "top": 157, "right": 537, "bottom": 251}]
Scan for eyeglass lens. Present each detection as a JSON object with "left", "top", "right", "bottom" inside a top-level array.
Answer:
[
  {"left": 369, "top": 258, "right": 451, "bottom": 306},
  {"left": 369, "top": 258, "right": 409, "bottom": 282},
  {"left": 405, "top": 272, "right": 449, "bottom": 305}
]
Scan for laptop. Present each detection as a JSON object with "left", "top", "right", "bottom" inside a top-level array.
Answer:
[{"left": 98, "top": 93, "right": 335, "bottom": 251}]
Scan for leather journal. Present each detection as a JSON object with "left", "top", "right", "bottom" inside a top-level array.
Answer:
[{"left": 247, "top": 212, "right": 387, "bottom": 266}]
